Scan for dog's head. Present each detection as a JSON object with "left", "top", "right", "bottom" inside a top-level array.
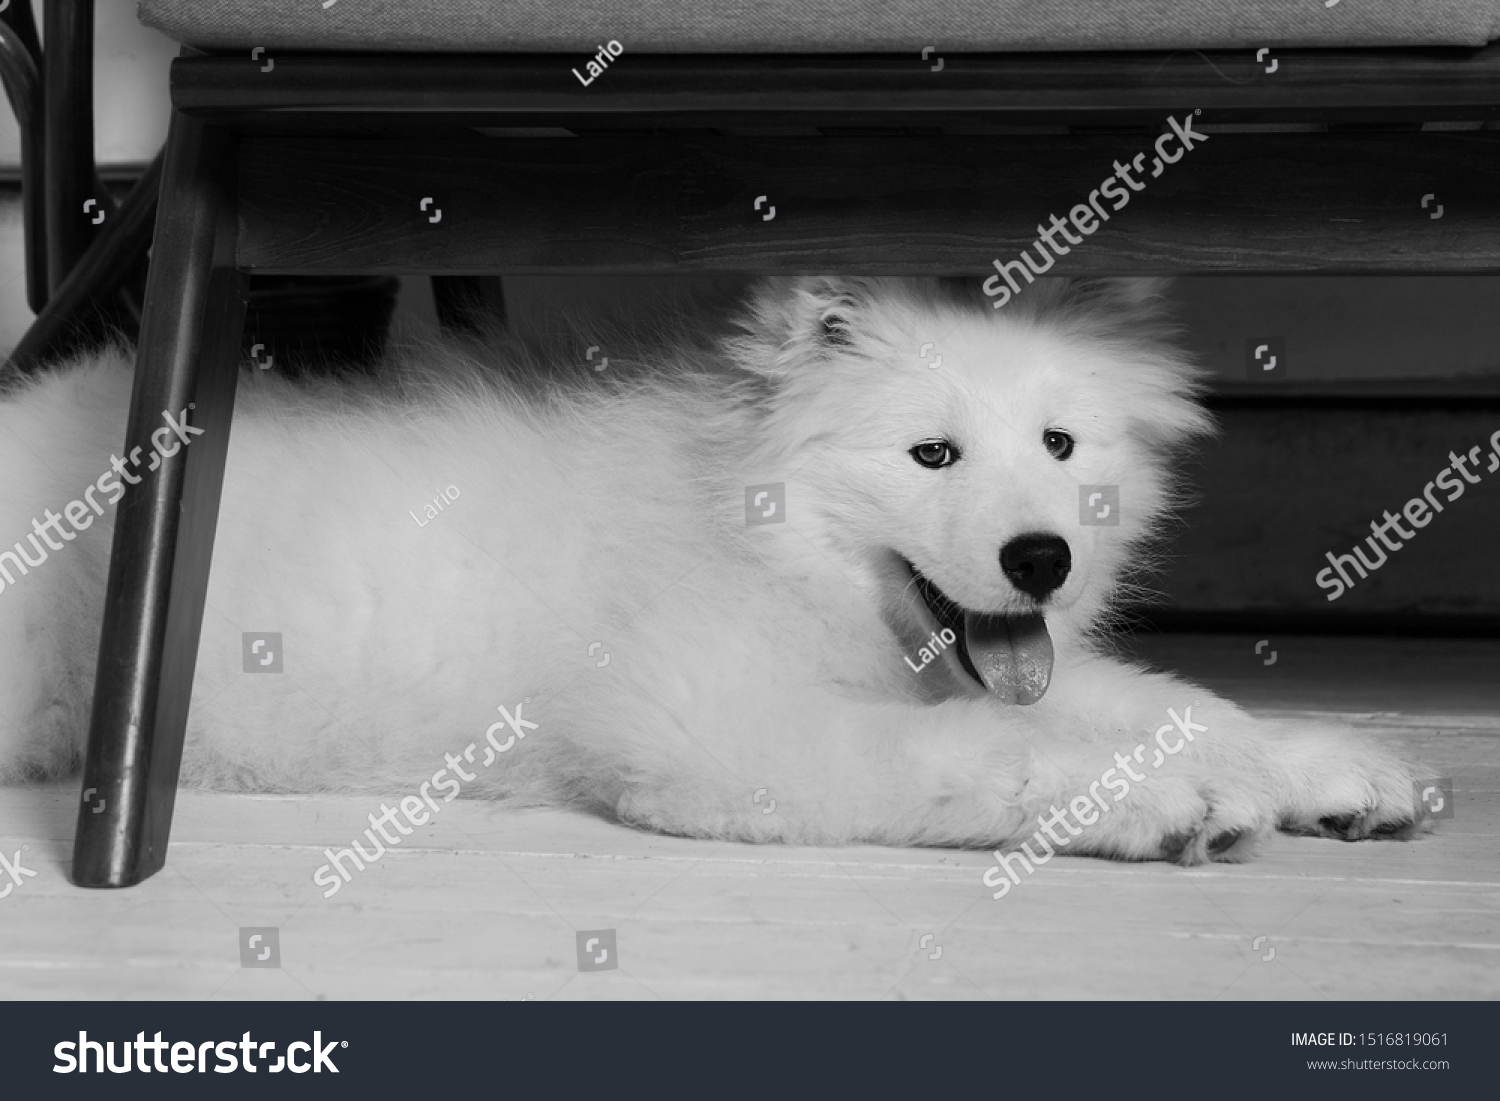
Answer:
[{"left": 728, "top": 275, "right": 1212, "bottom": 703}]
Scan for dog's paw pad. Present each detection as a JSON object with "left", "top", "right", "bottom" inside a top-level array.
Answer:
[
  {"left": 1207, "top": 826, "right": 1249, "bottom": 857},
  {"left": 1313, "top": 809, "right": 1425, "bottom": 842},
  {"left": 1318, "top": 812, "right": 1362, "bottom": 839},
  {"left": 1159, "top": 829, "right": 1196, "bottom": 863},
  {"left": 1169, "top": 825, "right": 1260, "bottom": 867},
  {"left": 1369, "top": 816, "right": 1422, "bottom": 840}
]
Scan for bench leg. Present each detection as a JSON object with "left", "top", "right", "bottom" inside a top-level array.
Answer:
[{"left": 71, "top": 112, "right": 247, "bottom": 888}]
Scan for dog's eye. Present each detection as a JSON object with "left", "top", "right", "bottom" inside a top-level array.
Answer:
[
  {"left": 1043, "top": 430, "right": 1075, "bottom": 461},
  {"left": 910, "top": 440, "right": 959, "bottom": 469}
]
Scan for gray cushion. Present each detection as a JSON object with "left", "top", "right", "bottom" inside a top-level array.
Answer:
[{"left": 138, "top": 0, "right": 1500, "bottom": 52}]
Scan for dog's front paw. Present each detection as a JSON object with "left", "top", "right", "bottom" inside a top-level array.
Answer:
[
  {"left": 1022, "top": 764, "right": 1275, "bottom": 867},
  {"left": 1270, "top": 723, "right": 1431, "bottom": 842}
]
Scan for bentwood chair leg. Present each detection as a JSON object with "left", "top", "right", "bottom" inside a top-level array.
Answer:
[
  {"left": 6, "top": 151, "right": 163, "bottom": 374},
  {"left": 42, "top": 0, "right": 110, "bottom": 296},
  {"left": 72, "top": 112, "right": 247, "bottom": 888}
]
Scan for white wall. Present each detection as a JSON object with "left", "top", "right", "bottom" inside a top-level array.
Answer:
[{"left": 0, "top": 0, "right": 177, "bottom": 169}]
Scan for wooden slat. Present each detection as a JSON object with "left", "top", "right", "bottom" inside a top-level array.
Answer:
[
  {"left": 1207, "top": 377, "right": 1500, "bottom": 408},
  {"left": 237, "top": 132, "right": 1500, "bottom": 275},
  {"left": 172, "top": 48, "right": 1500, "bottom": 131}
]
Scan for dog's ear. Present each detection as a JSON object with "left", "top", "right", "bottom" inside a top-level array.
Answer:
[
  {"left": 1051, "top": 277, "right": 1211, "bottom": 451},
  {"left": 729, "top": 276, "right": 877, "bottom": 378}
]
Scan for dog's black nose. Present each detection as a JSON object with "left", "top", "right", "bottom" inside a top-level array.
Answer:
[{"left": 999, "top": 534, "right": 1072, "bottom": 601}]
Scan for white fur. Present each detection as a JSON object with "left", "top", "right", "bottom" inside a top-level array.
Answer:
[{"left": 0, "top": 276, "right": 1426, "bottom": 861}]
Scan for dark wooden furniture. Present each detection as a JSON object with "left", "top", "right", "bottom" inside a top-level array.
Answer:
[
  {"left": 0, "top": 0, "right": 45, "bottom": 312},
  {"left": 71, "top": 44, "right": 1500, "bottom": 886},
  {"left": 0, "top": 1, "right": 140, "bottom": 341}
]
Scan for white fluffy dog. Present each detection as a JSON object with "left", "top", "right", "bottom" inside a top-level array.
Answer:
[{"left": 0, "top": 276, "right": 1424, "bottom": 863}]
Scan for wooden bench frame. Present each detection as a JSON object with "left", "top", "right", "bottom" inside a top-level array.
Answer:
[{"left": 70, "top": 45, "right": 1500, "bottom": 887}]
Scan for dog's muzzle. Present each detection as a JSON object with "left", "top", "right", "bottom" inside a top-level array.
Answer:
[{"left": 907, "top": 564, "right": 1054, "bottom": 705}]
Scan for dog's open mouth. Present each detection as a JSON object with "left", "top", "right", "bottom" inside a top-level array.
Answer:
[{"left": 906, "top": 561, "right": 1054, "bottom": 705}]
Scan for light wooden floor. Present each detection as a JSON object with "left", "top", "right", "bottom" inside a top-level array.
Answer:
[{"left": 2, "top": 634, "right": 1496, "bottom": 1000}]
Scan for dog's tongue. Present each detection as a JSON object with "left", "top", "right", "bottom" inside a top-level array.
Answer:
[{"left": 963, "top": 613, "right": 1053, "bottom": 705}]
